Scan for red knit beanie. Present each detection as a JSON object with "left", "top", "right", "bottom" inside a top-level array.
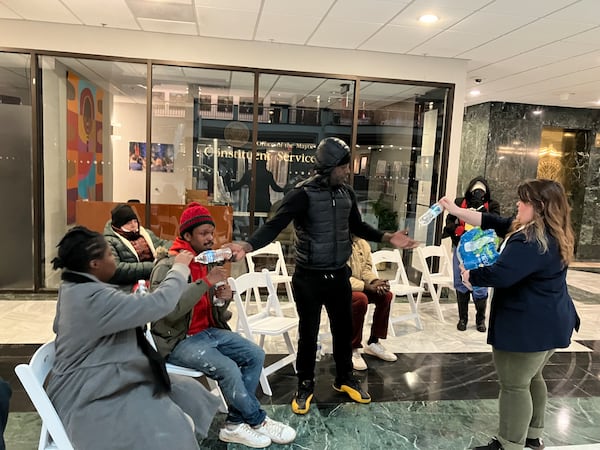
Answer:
[{"left": 179, "top": 202, "right": 215, "bottom": 237}]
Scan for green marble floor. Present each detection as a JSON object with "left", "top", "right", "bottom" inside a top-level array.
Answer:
[
  {"left": 7, "top": 397, "right": 600, "bottom": 449},
  {"left": 4, "top": 267, "right": 600, "bottom": 449}
]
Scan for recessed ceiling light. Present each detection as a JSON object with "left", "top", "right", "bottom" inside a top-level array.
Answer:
[
  {"left": 469, "top": 89, "right": 481, "bottom": 97},
  {"left": 419, "top": 14, "right": 439, "bottom": 24},
  {"left": 532, "top": 110, "right": 543, "bottom": 115}
]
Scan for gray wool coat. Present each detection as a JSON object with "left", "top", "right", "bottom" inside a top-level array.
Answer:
[{"left": 46, "top": 265, "right": 220, "bottom": 450}]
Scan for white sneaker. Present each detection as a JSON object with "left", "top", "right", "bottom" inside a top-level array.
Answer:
[
  {"left": 255, "top": 417, "right": 297, "bottom": 444},
  {"left": 219, "top": 423, "right": 271, "bottom": 448},
  {"left": 352, "top": 349, "right": 368, "bottom": 371},
  {"left": 364, "top": 342, "right": 397, "bottom": 362}
]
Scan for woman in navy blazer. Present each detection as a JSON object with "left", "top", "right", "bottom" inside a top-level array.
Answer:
[{"left": 439, "top": 179, "right": 579, "bottom": 450}]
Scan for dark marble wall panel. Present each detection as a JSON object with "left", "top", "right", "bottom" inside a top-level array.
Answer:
[
  {"left": 458, "top": 103, "right": 490, "bottom": 197},
  {"left": 485, "top": 104, "right": 542, "bottom": 215},
  {"left": 461, "top": 102, "right": 600, "bottom": 261},
  {"left": 579, "top": 147, "right": 600, "bottom": 259}
]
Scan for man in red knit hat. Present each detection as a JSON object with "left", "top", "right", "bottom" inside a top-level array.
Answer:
[{"left": 149, "top": 202, "right": 296, "bottom": 448}]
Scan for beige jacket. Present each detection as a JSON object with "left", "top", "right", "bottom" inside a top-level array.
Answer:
[{"left": 347, "top": 237, "right": 378, "bottom": 292}]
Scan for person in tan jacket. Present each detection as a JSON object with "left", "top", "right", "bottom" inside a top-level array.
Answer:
[{"left": 348, "top": 236, "right": 398, "bottom": 371}]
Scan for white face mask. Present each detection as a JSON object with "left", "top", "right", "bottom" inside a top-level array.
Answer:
[{"left": 120, "top": 222, "right": 138, "bottom": 233}]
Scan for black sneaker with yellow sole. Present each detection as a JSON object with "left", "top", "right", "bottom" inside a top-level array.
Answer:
[
  {"left": 291, "top": 379, "right": 314, "bottom": 415},
  {"left": 332, "top": 377, "right": 371, "bottom": 404}
]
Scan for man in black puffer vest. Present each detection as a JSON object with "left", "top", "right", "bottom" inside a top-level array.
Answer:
[{"left": 228, "top": 137, "right": 418, "bottom": 415}]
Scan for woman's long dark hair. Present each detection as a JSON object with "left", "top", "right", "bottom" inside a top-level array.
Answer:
[
  {"left": 51, "top": 226, "right": 107, "bottom": 272},
  {"left": 510, "top": 179, "right": 574, "bottom": 266}
]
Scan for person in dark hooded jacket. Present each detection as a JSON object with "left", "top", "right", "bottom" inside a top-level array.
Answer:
[
  {"left": 227, "top": 137, "right": 418, "bottom": 415},
  {"left": 442, "top": 177, "right": 501, "bottom": 332},
  {"left": 104, "top": 204, "right": 172, "bottom": 291}
]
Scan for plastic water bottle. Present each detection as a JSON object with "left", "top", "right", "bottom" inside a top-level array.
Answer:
[
  {"left": 194, "top": 247, "right": 233, "bottom": 264},
  {"left": 315, "top": 340, "right": 322, "bottom": 362},
  {"left": 418, "top": 203, "right": 443, "bottom": 226},
  {"left": 136, "top": 279, "right": 148, "bottom": 295}
]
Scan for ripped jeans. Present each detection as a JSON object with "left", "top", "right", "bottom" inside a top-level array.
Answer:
[{"left": 167, "top": 327, "right": 266, "bottom": 426}]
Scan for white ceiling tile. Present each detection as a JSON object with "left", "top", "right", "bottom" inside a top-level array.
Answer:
[
  {"left": 194, "top": 0, "right": 261, "bottom": 10},
  {"left": 0, "top": 2, "right": 21, "bottom": 19},
  {"left": 147, "top": 0, "right": 193, "bottom": 4},
  {"left": 538, "top": 40, "right": 598, "bottom": 58},
  {"left": 261, "top": 74, "right": 324, "bottom": 95},
  {"left": 137, "top": 18, "right": 197, "bottom": 35},
  {"left": 327, "top": 0, "right": 408, "bottom": 23},
  {"left": 196, "top": 8, "right": 256, "bottom": 40},
  {"left": 0, "top": 53, "right": 30, "bottom": 67},
  {"left": 2, "top": 0, "right": 80, "bottom": 23},
  {"left": 309, "top": 19, "right": 385, "bottom": 49},
  {"left": 409, "top": 30, "right": 488, "bottom": 57},
  {"left": 513, "top": 19, "right": 598, "bottom": 42},
  {"left": 541, "top": 0, "right": 600, "bottom": 24},
  {"left": 360, "top": 24, "right": 440, "bottom": 53},
  {"left": 0, "top": 69, "right": 28, "bottom": 93},
  {"left": 450, "top": 12, "right": 540, "bottom": 36},
  {"left": 561, "top": 25, "right": 600, "bottom": 44},
  {"left": 129, "top": 0, "right": 194, "bottom": 21},
  {"left": 502, "top": 68, "right": 600, "bottom": 101},
  {"left": 262, "top": 0, "right": 334, "bottom": 17},
  {"left": 488, "top": 53, "right": 557, "bottom": 78},
  {"left": 409, "top": 0, "right": 493, "bottom": 9},
  {"left": 62, "top": 0, "right": 139, "bottom": 29},
  {"left": 480, "top": 0, "right": 582, "bottom": 18},
  {"left": 459, "top": 31, "right": 552, "bottom": 65},
  {"left": 478, "top": 50, "right": 600, "bottom": 86},
  {"left": 472, "top": 43, "right": 598, "bottom": 82},
  {"left": 390, "top": 4, "right": 476, "bottom": 28},
  {"left": 255, "top": 13, "right": 321, "bottom": 45}
]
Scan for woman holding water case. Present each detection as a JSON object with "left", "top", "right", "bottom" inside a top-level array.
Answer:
[{"left": 439, "top": 179, "right": 580, "bottom": 450}]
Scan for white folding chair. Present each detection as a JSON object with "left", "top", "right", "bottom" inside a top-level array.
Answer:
[
  {"left": 14, "top": 341, "right": 75, "bottom": 450},
  {"left": 371, "top": 249, "right": 424, "bottom": 335},
  {"left": 145, "top": 327, "right": 228, "bottom": 413},
  {"left": 245, "top": 241, "right": 297, "bottom": 317},
  {"left": 414, "top": 245, "right": 454, "bottom": 322},
  {"left": 228, "top": 269, "right": 299, "bottom": 396}
]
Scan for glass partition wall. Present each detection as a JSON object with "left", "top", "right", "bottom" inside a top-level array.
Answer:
[
  {"left": 351, "top": 81, "right": 451, "bottom": 274},
  {"left": 40, "top": 56, "right": 149, "bottom": 288},
  {"left": 0, "top": 50, "right": 453, "bottom": 290},
  {"left": 0, "top": 52, "right": 33, "bottom": 289}
]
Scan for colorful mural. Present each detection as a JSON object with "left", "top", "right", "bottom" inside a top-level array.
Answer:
[{"left": 66, "top": 71, "right": 104, "bottom": 223}]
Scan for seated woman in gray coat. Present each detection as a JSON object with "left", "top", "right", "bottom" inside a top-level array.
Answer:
[
  {"left": 47, "top": 226, "right": 220, "bottom": 450},
  {"left": 104, "top": 203, "right": 172, "bottom": 291}
]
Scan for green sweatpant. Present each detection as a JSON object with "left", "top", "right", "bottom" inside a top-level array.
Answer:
[{"left": 492, "top": 348, "right": 555, "bottom": 450}]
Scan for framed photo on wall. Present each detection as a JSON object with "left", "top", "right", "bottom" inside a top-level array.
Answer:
[{"left": 217, "top": 96, "right": 233, "bottom": 113}]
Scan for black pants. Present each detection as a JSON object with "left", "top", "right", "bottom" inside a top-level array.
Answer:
[
  {"left": 0, "top": 377, "right": 11, "bottom": 450},
  {"left": 292, "top": 265, "right": 353, "bottom": 384}
]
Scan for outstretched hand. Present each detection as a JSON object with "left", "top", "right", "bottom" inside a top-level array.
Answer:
[
  {"left": 389, "top": 230, "right": 419, "bottom": 249},
  {"left": 223, "top": 242, "right": 251, "bottom": 262},
  {"left": 438, "top": 197, "right": 459, "bottom": 215}
]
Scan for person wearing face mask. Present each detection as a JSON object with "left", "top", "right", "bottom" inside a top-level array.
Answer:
[
  {"left": 104, "top": 204, "right": 172, "bottom": 291},
  {"left": 442, "top": 177, "right": 500, "bottom": 332}
]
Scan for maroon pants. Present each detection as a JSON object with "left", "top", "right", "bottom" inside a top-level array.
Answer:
[{"left": 351, "top": 290, "right": 393, "bottom": 349}]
